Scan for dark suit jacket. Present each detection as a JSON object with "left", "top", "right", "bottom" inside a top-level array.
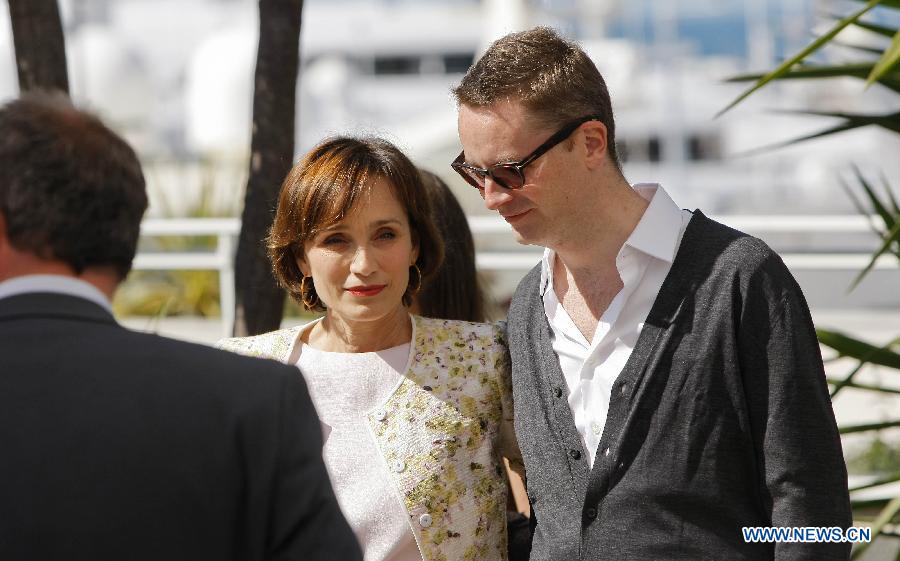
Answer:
[
  {"left": 507, "top": 212, "right": 851, "bottom": 561},
  {"left": 0, "top": 291, "right": 362, "bottom": 561}
]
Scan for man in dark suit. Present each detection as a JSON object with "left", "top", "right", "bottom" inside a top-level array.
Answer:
[{"left": 0, "top": 93, "right": 362, "bottom": 561}]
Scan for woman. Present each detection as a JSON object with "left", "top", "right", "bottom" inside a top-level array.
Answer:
[{"left": 218, "top": 137, "right": 520, "bottom": 561}]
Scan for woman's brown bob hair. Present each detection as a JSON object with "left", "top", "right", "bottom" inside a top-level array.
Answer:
[{"left": 268, "top": 136, "right": 443, "bottom": 311}]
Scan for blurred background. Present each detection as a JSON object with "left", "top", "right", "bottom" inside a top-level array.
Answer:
[{"left": 2, "top": 1, "right": 899, "bottom": 555}]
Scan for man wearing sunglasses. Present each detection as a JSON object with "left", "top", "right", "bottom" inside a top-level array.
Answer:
[{"left": 453, "top": 27, "right": 851, "bottom": 561}]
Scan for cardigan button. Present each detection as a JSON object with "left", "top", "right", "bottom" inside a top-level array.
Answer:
[
  {"left": 569, "top": 449, "right": 581, "bottom": 460},
  {"left": 619, "top": 384, "right": 627, "bottom": 396},
  {"left": 585, "top": 507, "right": 597, "bottom": 520},
  {"left": 392, "top": 460, "right": 406, "bottom": 473},
  {"left": 553, "top": 387, "right": 563, "bottom": 398},
  {"left": 418, "top": 513, "right": 433, "bottom": 528},
  {"left": 374, "top": 409, "right": 387, "bottom": 421}
]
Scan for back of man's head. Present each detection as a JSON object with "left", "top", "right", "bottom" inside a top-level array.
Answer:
[
  {"left": 453, "top": 26, "right": 620, "bottom": 170},
  {"left": 0, "top": 92, "right": 147, "bottom": 279}
]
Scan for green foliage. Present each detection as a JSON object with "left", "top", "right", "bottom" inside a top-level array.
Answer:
[
  {"left": 721, "top": 0, "right": 900, "bottom": 551},
  {"left": 114, "top": 159, "right": 239, "bottom": 318},
  {"left": 847, "top": 437, "right": 900, "bottom": 475}
]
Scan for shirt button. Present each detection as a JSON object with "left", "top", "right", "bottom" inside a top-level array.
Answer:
[
  {"left": 569, "top": 449, "right": 581, "bottom": 460},
  {"left": 418, "top": 513, "right": 433, "bottom": 528},
  {"left": 392, "top": 460, "right": 406, "bottom": 473},
  {"left": 591, "top": 422, "right": 602, "bottom": 436},
  {"left": 374, "top": 409, "right": 387, "bottom": 421},
  {"left": 585, "top": 507, "right": 598, "bottom": 520},
  {"left": 553, "top": 387, "right": 563, "bottom": 398},
  {"left": 603, "top": 447, "right": 611, "bottom": 457}
]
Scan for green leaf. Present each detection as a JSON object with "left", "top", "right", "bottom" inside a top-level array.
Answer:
[
  {"left": 830, "top": 359, "right": 872, "bottom": 398},
  {"left": 735, "top": 112, "right": 900, "bottom": 155},
  {"left": 817, "top": 329, "right": 900, "bottom": 369},
  {"left": 853, "top": 164, "right": 897, "bottom": 230},
  {"left": 849, "top": 470, "right": 900, "bottom": 492},
  {"left": 840, "top": 419, "right": 900, "bottom": 434},
  {"left": 851, "top": 18, "right": 899, "bottom": 39},
  {"left": 718, "top": 0, "right": 884, "bottom": 117},
  {"left": 726, "top": 62, "right": 900, "bottom": 94},
  {"left": 850, "top": 495, "right": 900, "bottom": 560},
  {"left": 867, "top": 28, "right": 900, "bottom": 86},
  {"left": 849, "top": 0, "right": 900, "bottom": 8},
  {"left": 850, "top": 220, "right": 900, "bottom": 289},
  {"left": 840, "top": 176, "right": 881, "bottom": 238},
  {"left": 880, "top": 170, "right": 900, "bottom": 214},
  {"left": 827, "top": 378, "right": 900, "bottom": 394}
]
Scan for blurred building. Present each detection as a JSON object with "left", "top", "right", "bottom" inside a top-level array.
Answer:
[{"left": 1, "top": 0, "right": 897, "bottom": 306}]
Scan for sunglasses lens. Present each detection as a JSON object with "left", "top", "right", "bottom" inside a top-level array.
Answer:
[
  {"left": 457, "top": 167, "right": 485, "bottom": 189},
  {"left": 491, "top": 166, "right": 524, "bottom": 189}
]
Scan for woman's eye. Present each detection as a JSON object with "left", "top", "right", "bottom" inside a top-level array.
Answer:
[
  {"left": 377, "top": 230, "right": 397, "bottom": 240},
  {"left": 323, "top": 235, "right": 346, "bottom": 245}
]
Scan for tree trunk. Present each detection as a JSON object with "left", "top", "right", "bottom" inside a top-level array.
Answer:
[
  {"left": 8, "top": 0, "right": 69, "bottom": 93},
  {"left": 233, "top": 0, "right": 304, "bottom": 336}
]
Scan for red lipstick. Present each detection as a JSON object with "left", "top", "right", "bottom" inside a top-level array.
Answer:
[{"left": 346, "top": 284, "right": 386, "bottom": 297}]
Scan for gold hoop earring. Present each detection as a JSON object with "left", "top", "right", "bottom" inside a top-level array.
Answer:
[
  {"left": 408, "top": 264, "right": 423, "bottom": 295},
  {"left": 300, "top": 276, "right": 318, "bottom": 310}
]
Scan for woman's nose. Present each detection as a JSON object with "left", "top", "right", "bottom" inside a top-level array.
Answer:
[{"left": 349, "top": 245, "right": 377, "bottom": 276}]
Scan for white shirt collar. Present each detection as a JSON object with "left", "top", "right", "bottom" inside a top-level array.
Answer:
[
  {"left": 539, "top": 183, "right": 685, "bottom": 295},
  {"left": 0, "top": 274, "right": 113, "bottom": 312}
]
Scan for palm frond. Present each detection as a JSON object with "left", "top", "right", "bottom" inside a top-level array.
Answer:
[
  {"left": 867, "top": 29, "right": 900, "bottom": 86},
  {"left": 850, "top": 220, "right": 900, "bottom": 289},
  {"left": 850, "top": 496, "right": 900, "bottom": 560},
  {"left": 726, "top": 62, "right": 900, "bottom": 94},
  {"left": 853, "top": 165, "right": 898, "bottom": 231},
  {"left": 817, "top": 329, "right": 900, "bottom": 369},
  {"left": 718, "top": 0, "right": 884, "bottom": 117},
  {"left": 851, "top": 18, "right": 899, "bottom": 39},
  {"left": 840, "top": 419, "right": 900, "bottom": 434}
]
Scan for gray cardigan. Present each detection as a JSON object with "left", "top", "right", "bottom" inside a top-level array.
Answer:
[{"left": 507, "top": 211, "right": 851, "bottom": 561}]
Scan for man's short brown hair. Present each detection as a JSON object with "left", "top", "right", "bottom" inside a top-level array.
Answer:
[
  {"left": 267, "top": 136, "right": 443, "bottom": 311},
  {"left": 0, "top": 92, "right": 147, "bottom": 278},
  {"left": 453, "top": 26, "right": 620, "bottom": 170}
]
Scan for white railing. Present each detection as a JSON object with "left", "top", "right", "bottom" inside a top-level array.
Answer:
[
  {"left": 135, "top": 215, "right": 897, "bottom": 334},
  {"left": 136, "top": 218, "right": 239, "bottom": 337}
]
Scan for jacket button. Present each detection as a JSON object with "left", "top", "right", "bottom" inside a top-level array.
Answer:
[
  {"left": 392, "top": 460, "right": 406, "bottom": 473},
  {"left": 374, "top": 409, "right": 387, "bottom": 421},
  {"left": 418, "top": 513, "right": 433, "bottom": 528},
  {"left": 569, "top": 449, "right": 581, "bottom": 460},
  {"left": 585, "top": 507, "right": 597, "bottom": 520},
  {"left": 554, "top": 387, "right": 563, "bottom": 398}
]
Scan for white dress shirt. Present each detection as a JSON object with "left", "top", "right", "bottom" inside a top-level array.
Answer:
[
  {"left": 540, "top": 184, "right": 693, "bottom": 468},
  {"left": 0, "top": 274, "right": 112, "bottom": 312}
]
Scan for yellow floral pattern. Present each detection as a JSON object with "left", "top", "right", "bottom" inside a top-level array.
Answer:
[{"left": 217, "top": 315, "right": 519, "bottom": 561}]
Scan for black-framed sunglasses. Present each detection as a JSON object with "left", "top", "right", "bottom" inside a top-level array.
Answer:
[{"left": 451, "top": 114, "right": 602, "bottom": 191}]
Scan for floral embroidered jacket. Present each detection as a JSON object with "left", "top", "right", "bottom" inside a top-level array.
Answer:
[{"left": 217, "top": 315, "right": 521, "bottom": 561}]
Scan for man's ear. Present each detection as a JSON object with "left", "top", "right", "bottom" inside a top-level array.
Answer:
[{"left": 580, "top": 121, "right": 609, "bottom": 169}]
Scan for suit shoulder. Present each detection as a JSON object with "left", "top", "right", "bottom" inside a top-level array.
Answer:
[{"left": 111, "top": 328, "right": 301, "bottom": 388}]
